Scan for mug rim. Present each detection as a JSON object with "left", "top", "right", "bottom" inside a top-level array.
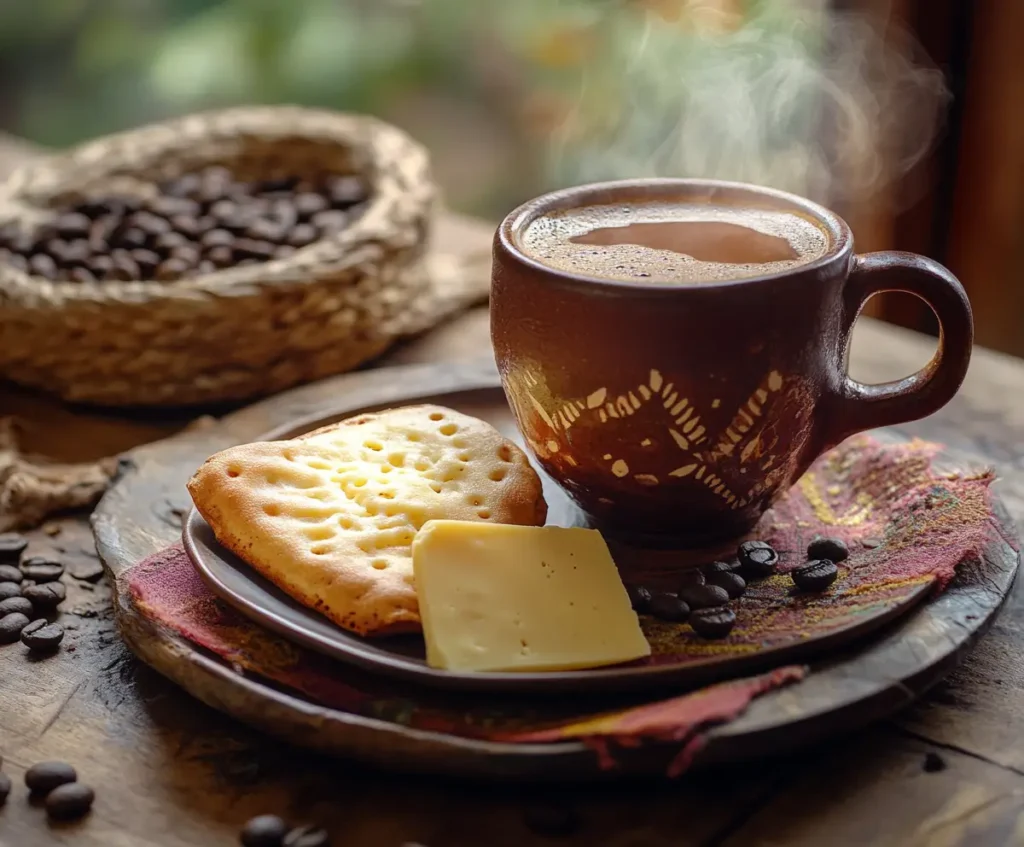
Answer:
[{"left": 497, "top": 177, "right": 853, "bottom": 295}]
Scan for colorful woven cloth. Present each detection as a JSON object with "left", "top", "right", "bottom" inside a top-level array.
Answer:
[{"left": 126, "top": 436, "right": 1004, "bottom": 774}]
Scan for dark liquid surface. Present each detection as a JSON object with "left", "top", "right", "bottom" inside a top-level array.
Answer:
[{"left": 570, "top": 220, "right": 799, "bottom": 265}]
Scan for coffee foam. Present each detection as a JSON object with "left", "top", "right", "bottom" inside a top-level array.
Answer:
[{"left": 519, "top": 202, "right": 830, "bottom": 283}]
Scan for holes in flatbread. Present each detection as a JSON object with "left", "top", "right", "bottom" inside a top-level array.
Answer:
[
  {"left": 414, "top": 460, "right": 430, "bottom": 472},
  {"left": 407, "top": 432, "right": 422, "bottom": 442},
  {"left": 309, "top": 490, "right": 331, "bottom": 501},
  {"left": 468, "top": 494, "right": 484, "bottom": 507},
  {"left": 371, "top": 559, "right": 388, "bottom": 570},
  {"left": 358, "top": 540, "right": 372, "bottom": 554},
  {"left": 497, "top": 445, "right": 512, "bottom": 462},
  {"left": 388, "top": 452, "right": 406, "bottom": 468},
  {"left": 453, "top": 437, "right": 467, "bottom": 448},
  {"left": 439, "top": 423, "right": 457, "bottom": 436},
  {"left": 226, "top": 466, "right": 241, "bottom": 478},
  {"left": 429, "top": 482, "right": 442, "bottom": 494},
  {"left": 489, "top": 468, "right": 507, "bottom": 482},
  {"left": 264, "top": 472, "right": 280, "bottom": 485},
  {"left": 477, "top": 509, "right": 491, "bottom": 519},
  {"left": 305, "top": 525, "right": 336, "bottom": 541},
  {"left": 338, "top": 516, "right": 354, "bottom": 530},
  {"left": 353, "top": 477, "right": 367, "bottom": 487},
  {"left": 381, "top": 465, "right": 393, "bottom": 474},
  {"left": 380, "top": 491, "right": 395, "bottom": 500},
  {"left": 364, "top": 440, "right": 383, "bottom": 451},
  {"left": 429, "top": 412, "right": 444, "bottom": 421},
  {"left": 264, "top": 504, "right": 282, "bottom": 516},
  {"left": 305, "top": 458, "right": 333, "bottom": 470},
  {"left": 311, "top": 544, "right": 331, "bottom": 556},
  {"left": 366, "top": 504, "right": 379, "bottom": 517}
]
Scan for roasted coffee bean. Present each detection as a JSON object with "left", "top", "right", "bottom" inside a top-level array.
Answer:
[
  {"left": 169, "top": 214, "right": 200, "bottom": 238},
  {"left": 0, "top": 597, "right": 33, "bottom": 617},
  {"left": 678, "top": 583, "right": 730, "bottom": 609},
  {"left": 63, "top": 239, "right": 92, "bottom": 263},
  {"left": 311, "top": 209, "right": 348, "bottom": 233},
  {"left": 10, "top": 230, "right": 37, "bottom": 253},
  {"left": 0, "top": 582, "right": 21, "bottom": 601},
  {"left": 283, "top": 825, "right": 330, "bottom": 847},
  {"left": 791, "top": 559, "right": 838, "bottom": 592},
  {"left": 207, "top": 245, "right": 235, "bottom": 267},
  {"left": 69, "top": 267, "right": 96, "bottom": 283},
  {"left": 131, "top": 248, "right": 162, "bottom": 273},
  {"left": 88, "top": 254, "right": 114, "bottom": 277},
  {"left": 111, "top": 255, "right": 140, "bottom": 281},
  {"left": 0, "top": 771, "right": 10, "bottom": 805},
  {"left": 0, "top": 565, "right": 22, "bottom": 583},
  {"left": 0, "top": 612, "right": 30, "bottom": 643},
  {"left": 20, "top": 556, "right": 64, "bottom": 583},
  {"left": 677, "top": 570, "right": 705, "bottom": 589},
  {"left": 28, "top": 254, "right": 58, "bottom": 279},
  {"left": 154, "top": 231, "right": 189, "bottom": 252},
  {"left": 209, "top": 199, "right": 240, "bottom": 221},
  {"left": 21, "top": 619, "right": 65, "bottom": 652},
  {"left": 197, "top": 260, "right": 217, "bottom": 274},
  {"left": 25, "top": 761, "right": 77, "bottom": 795},
  {"left": 287, "top": 223, "right": 319, "bottom": 248},
  {"left": 690, "top": 607, "right": 736, "bottom": 639},
  {"left": 155, "top": 258, "right": 189, "bottom": 281},
  {"left": 132, "top": 211, "right": 172, "bottom": 236},
  {"left": 237, "top": 258, "right": 260, "bottom": 267},
  {"left": 6, "top": 253, "right": 28, "bottom": 271},
  {"left": 149, "top": 196, "right": 200, "bottom": 218},
  {"left": 246, "top": 219, "right": 284, "bottom": 242},
  {"left": 648, "top": 591, "right": 690, "bottom": 622},
  {"left": 241, "top": 814, "right": 289, "bottom": 847},
  {"left": 0, "top": 532, "right": 28, "bottom": 563},
  {"left": 523, "top": 802, "right": 580, "bottom": 838},
  {"left": 201, "top": 228, "right": 235, "bottom": 249},
  {"left": 171, "top": 244, "right": 202, "bottom": 266},
  {"left": 626, "top": 584, "right": 652, "bottom": 613},
  {"left": 703, "top": 560, "right": 739, "bottom": 575},
  {"left": 737, "top": 540, "right": 779, "bottom": 577},
  {"left": 234, "top": 238, "right": 277, "bottom": 260},
  {"left": 294, "top": 192, "right": 328, "bottom": 219},
  {"left": 23, "top": 580, "right": 66, "bottom": 609},
  {"left": 165, "top": 172, "right": 202, "bottom": 198},
  {"left": 275, "top": 244, "right": 296, "bottom": 259},
  {"left": 115, "top": 226, "right": 148, "bottom": 249},
  {"left": 807, "top": 536, "right": 849, "bottom": 563},
  {"left": 328, "top": 175, "right": 367, "bottom": 206},
  {"left": 706, "top": 570, "right": 746, "bottom": 599},
  {"left": 45, "top": 782, "right": 94, "bottom": 820},
  {"left": 56, "top": 212, "right": 92, "bottom": 237},
  {"left": 269, "top": 201, "right": 298, "bottom": 231}
]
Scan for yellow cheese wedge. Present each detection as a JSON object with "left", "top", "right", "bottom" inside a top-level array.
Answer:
[{"left": 412, "top": 520, "right": 651, "bottom": 672}]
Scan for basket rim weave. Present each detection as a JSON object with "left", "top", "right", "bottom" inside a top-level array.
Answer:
[{"left": 0, "top": 105, "right": 431, "bottom": 307}]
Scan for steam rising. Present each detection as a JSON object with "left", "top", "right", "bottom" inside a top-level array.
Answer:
[{"left": 544, "top": 2, "right": 950, "bottom": 207}]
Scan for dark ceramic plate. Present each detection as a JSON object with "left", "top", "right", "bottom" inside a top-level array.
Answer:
[{"left": 183, "top": 386, "right": 933, "bottom": 696}]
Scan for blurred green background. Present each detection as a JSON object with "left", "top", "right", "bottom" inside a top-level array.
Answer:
[{"left": 0, "top": 0, "right": 842, "bottom": 219}]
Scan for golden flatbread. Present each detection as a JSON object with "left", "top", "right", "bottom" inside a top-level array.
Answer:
[{"left": 187, "top": 405, "right": 547, "bottom": 636}]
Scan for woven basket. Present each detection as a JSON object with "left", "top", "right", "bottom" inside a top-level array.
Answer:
[{"left": 0, "top": 106, "right": 485, "bottom": 407}]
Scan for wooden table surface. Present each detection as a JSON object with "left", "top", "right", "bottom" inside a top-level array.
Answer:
[{"left": 2, "top": 139, "right": 1024, "bottom": 846}]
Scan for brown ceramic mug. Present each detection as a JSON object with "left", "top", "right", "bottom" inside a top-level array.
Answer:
[{"left": 491, "top": 179, "right": 973, "bottom": 544}]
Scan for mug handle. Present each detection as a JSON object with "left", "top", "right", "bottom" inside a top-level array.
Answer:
[{"left": 820, "top": 251, "right": 973, "bottom": 448}]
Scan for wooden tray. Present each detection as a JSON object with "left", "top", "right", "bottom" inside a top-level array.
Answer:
[
  {"left": 92, "top": 358, "right": 1020, "bottom": 779},
  {"left": 183, "top": 386, "right": 935, "bottom": 696}
]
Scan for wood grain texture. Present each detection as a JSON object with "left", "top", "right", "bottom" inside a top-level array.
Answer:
[{"left": 1, "top": 132, "right": 1024, "bottom": 843}]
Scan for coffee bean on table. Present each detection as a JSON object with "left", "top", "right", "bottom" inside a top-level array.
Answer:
[
  {"left": 294, "top": 192, "right": 328, "bottom": 219},
  {"left": 791, "top": 559, "right": 838, "bottom": 592},
  {"left": 283, "top": 825, "right": 331, "bottom": 847},
  {"left": 20, "top": 555, "right": 64, "bottom": 583},
  {"left": 46, "top": 782, "right": 95, "bottom": 821},
  {"left": 0, "top": 532, "right": 28, "bottom": 563},
  {"left": 0, "top": 771, "right": 10, "bottom": 805},
  {"left": 234, "top": 238, "right": 277, "bottom": 260},
  {"left": 246, "top": 219, "right": 284, "bottom": 242},
  {"left": 648, "top": 591, "right": 690, "bottom": 622},
  {"left": 706, "top": 570, "right": 747, "bottom": 599},
  {"left": 690, "top": 607, "right": 737, "bottom": 639},
  {"left": 702, "top": 560, "right": 739, "bottom": 575},
  {"left": 154, "top": 231, "right": 189, "bottom": 252},
  {"left": 0, "top": 612, "right": 30, "bottom": 643},
  {"left": 678, "top": 583, "right": 730, "bottom": 610},
  {"left": 56, "top": 212, "right": 91, "bottom": 237},
  {"left": 63, "top": 239, "right": 91, "bottom": 263},
  {"left": 807, "top": 536, "right": 849, "bottom": 563},
  {"left": 241, "top": 814, "right": 289, "bottom": 847},
  {"left": 677, "top": 570, "right": 705, "bottom": 589},
  {"left": 0, "top": 564, "right": 23, "bottom": 583},
  {"left": 626, "top": 584, "right": 652, "bottom": 613},
  {"left": 69, "top": 267, "right": 96, "bottom": 283},
  {"left": 738, "top": 540, "right": 779, "bottom": 577},
  {"left": 25, "top": 761, "right": 77, "bottom": 795},
  {"left": 0, "top": 597, "right": 33, "bottom": 617},
  {"left": 111, "top": 255, "right": 140, "bottom": 281},
  {"left": 171, "top": 244, "right": 202, "bottom": 266},
  {"left": 0, "top": 582, "right": 21, "bottom": 601},
  {"left": 23, "top": 580, "right": 66, "bottom": 609},
  {"left": 287, "top": 223, "right": 319, "bottom": 248},
  {"left": 133, "top": 211, "right": 172, "bottom": 236},
  {"left": 201, "top": 228, "right": 235, "bottom": 249},
  {"left": 206, "top": 245, "right": 235, "bottom": 268},
  {"left": 21, "top": 619, "right": 64, "bottom": 652},
  {"left": 156, "top": 258, "right": 190, "bottom": 281},
  {"left": 88, "top": 254, "right": 114, "bottom": 277},
  {"left": 115, "top": 226, "right": 148, "bottom": 249}
]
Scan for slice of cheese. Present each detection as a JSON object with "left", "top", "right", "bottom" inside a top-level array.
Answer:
[{"left": 412, "top": 520, "right": 650, "bottom": 672}]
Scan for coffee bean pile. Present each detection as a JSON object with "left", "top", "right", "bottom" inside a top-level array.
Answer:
[
  {"left": 0, "top": 166, "right": 369, "bottom": 283},
  {"left": 628, "top": 535, "right": 852, "bottom": 640},
  {"left": 0, "top": 759, "right": 94, "bottom": 820},
  {"left": 0, "top": 532, "right": 66, "bottom": 654},
  {"left": 241, "top": 814, "right": 331, "bottom": 847}
]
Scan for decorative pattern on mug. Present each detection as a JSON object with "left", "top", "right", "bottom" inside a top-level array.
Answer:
[{"left": 505, "top": 367, "right": 789, "bottom": 509}]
